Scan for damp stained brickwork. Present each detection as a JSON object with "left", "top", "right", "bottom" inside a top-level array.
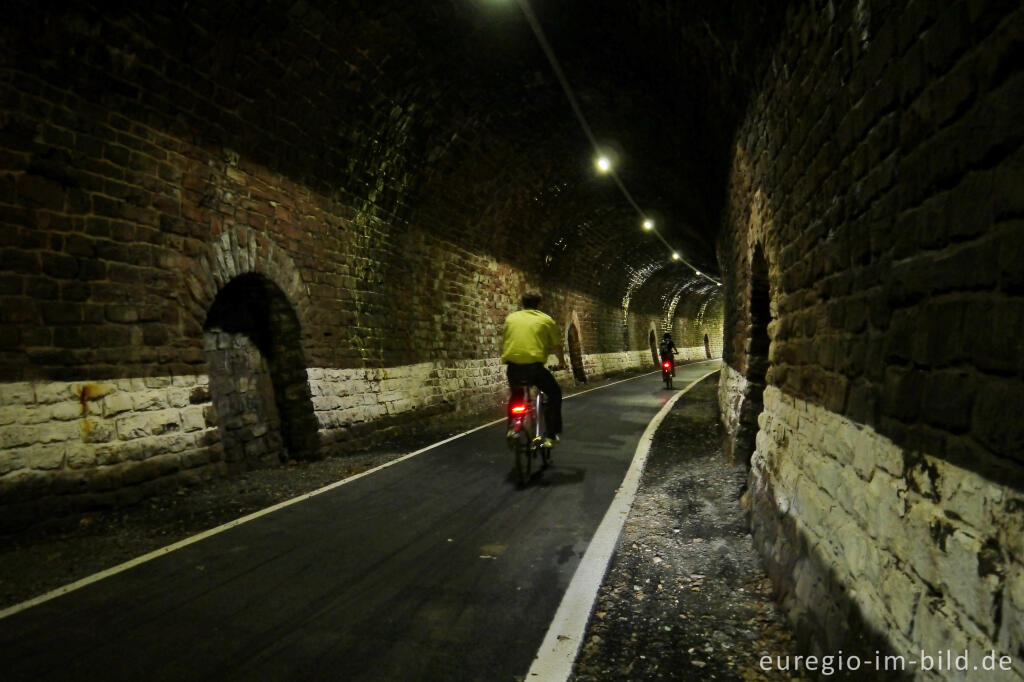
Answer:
[{"left": 718, "top": 0, "right": 1024, "bottom": 675}]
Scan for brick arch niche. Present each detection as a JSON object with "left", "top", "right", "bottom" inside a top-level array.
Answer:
[
  {"left": 566, "top": 323, "right": 586, "bottom": 384},
  {"left": 204, "top": 274, "right": 319, "bottom": 465},
  {"left": 649, "top": 328, "right": 659, "bottom": 366},
  {"left": 191, "top": 227, "right": 319, "bottom": 464},
  {"left": 735, "top": 245, "right": 771, "bottom": 466},
  {"left": 563, "top": 311, "right": 587, "bottom": 384}
]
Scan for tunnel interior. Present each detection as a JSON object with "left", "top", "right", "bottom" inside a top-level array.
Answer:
[{"left": 0, "top": 0, "right": 1021, "bottom": 672}]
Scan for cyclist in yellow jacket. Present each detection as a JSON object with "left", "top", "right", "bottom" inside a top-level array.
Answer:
[{"left": 502, "top": 290, "right": 567, "bottom": 446}]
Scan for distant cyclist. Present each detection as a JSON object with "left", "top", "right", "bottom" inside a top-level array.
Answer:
[
  {"left": 502, "top": 290, "right": 567, "bottom": 447},
  {"left": 658, "top": 333, "right": 679, "bottom": 373}
]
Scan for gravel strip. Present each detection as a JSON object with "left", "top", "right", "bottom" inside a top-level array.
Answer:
[{"left": 571, "top": 378, "right": 805, "bottom": 681}]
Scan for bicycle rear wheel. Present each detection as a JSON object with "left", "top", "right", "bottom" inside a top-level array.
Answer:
[{"left": 514, "top": 432, "right": 532, "bottom": 486}]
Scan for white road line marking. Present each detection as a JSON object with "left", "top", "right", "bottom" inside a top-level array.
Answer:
[
  {"left": 0, "top": 420, "right": 502, "bottom": 621},
  {"left": 0, "top": 360, "right": 718, "bottom": 621},
  {"left": 525, "top": 367, "right": 721, "bottom": 681},
  {"left": 566, "top": 358, "right": 719, "bottom": 400}
]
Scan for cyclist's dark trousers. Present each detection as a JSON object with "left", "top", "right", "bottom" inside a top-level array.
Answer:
[{"left": 506, "top": 362, "right": 562, "bottom": 437}]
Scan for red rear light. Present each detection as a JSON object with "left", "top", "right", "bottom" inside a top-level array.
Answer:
[
  {"left": 510, "top": 405, "right": 527, "bottom": 414},
  {"left": 662, "top": 362, "right": 672, "bottom": 369}
]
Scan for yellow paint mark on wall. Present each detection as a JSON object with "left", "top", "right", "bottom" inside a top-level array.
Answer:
[{"left": 77, "top": 383, "right": 113, "bottom": 438}]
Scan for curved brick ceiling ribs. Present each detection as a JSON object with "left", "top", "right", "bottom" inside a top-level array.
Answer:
[
  {"left": 172, "top": 0, "right": 782, "bottom": 305},
  {"left": 5, "top": 0, "right": 783, "bottom": 311}
]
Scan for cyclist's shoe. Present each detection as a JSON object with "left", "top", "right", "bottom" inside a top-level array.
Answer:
[
  {"left": 506, "top": 428, "right": 517, "bottom": 448},
  {"left": 541, "top": 435, "right": 557, "bottom": 467}
]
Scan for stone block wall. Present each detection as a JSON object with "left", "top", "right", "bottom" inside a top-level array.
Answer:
[
  {"left": 751, "top": 386, "right": 1023, "bottom": 679},
  {"left": 308, "top": 360, "right": 506, "bottom": 451},
  {"left": 0, "top": 375, "right": 222, "bottom": 529},
  {"left": 717, "top": 364, "right": 748, "bottom": 458},
  {"left": 203, "top": 330, "right": 285, "bottom": 466},
  {"left": 719, "top": 0, "right": 1024, "bottom": 676},
  {"left": 678, "top": 294, "right": 724, "bottom": 360}
]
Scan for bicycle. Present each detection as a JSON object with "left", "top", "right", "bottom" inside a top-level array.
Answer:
[
  {"left": 506, "top": 379, "right": 553, "bottom": 487},
  {"left": 660, "top": 357, "right": 674, "bottom": 389}
]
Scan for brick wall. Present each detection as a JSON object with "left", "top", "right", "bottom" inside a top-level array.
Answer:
[
  {"left": 719, "top": 0, "right": 1024, "bottom": 674},
  {"left": 0, "top": 3, "right": 725, "bottom": 527}
]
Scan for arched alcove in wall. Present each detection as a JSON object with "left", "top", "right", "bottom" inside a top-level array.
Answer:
[
  {"left": 649, "top": 329, "right": 659, "bottom": 366},
  {"left": 567, "top": 323, "right": 586, "bottom": 383},
  {"left": 735, "top": 245, "right": 771, "bottom": 465},
  {"left": 203, "top": 273, "right": 320, "bottom": 466}
]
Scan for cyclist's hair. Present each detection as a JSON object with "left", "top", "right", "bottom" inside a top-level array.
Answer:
[{"left": 521, "top": 290, "right": 542, "bottom": 309}]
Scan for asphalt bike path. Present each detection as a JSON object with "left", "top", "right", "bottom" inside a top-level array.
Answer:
[{"left": 0, "top": 361, "right": 720, "bottom": 682}]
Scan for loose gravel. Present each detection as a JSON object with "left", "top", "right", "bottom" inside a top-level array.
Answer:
[{"left": 571, "top": 378, "right": 805, "bottom": 681}]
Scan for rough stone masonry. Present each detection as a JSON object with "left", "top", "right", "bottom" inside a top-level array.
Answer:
[{"left": 718, "top": 1, "right": 1024, "bottom": 679}]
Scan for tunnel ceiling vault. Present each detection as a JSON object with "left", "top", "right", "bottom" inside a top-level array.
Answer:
[
  {"left": 7, "top": 0, "right": 782, "bottom": 305},
  {"left": 404, "top": 0, "right": 788, "bottom": 291},
  {"left": 629, "top": 266, "right": 722, "bottom": 319},
  {"left": 398, "top": 0, "right": 787, "bottom": 306}
]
